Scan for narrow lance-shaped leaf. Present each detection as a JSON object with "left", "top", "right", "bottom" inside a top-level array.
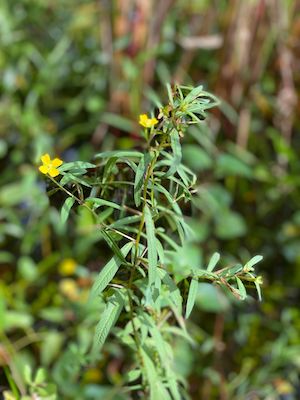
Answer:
[
  {"left": 101, "top": 230, "right": 128, "bottom": 264},
  {"left": 144, "top": 315, "right": 181, "bottom": 400},
  {"left": 163, "top": 130, "right": 182, "bottom": 178},
  {"left": 156, "top": 238, "right": 165, "bottom": 265},
  {"left": 207, "top": 252, "right": 220, "bottom": 272},
  {"left": 255, "top": 280, "right": 262, "bottom": 301},
  {"left": 244, "top": 255, "right": 263, "bottom": 270},
  {"left": 185, "top": 278, "right": 199, "bottom": 318},
  {"left": 157, "top": 268, "right": 183, "bottom": 315},
  {"left": 166, "top": 83, "right": 174, "bottom": 106},
  {"left": 182, "top": 85, "right": 204, "bottom": 103},
  {"left": 61, "top": 197, "right": 75, "bottom": 224},
  {"left": 140, "top": 347, "right": 171, "bottom": 400},
  {"left": 109, "top": 215, "right": 141, "bottom": 229},
  {"left": 59, "top": 161, "right": 96, "bottom": 172},
  {"left": 60, "top": 173, "right": 92, "bottom": 188},
  {"left": 94, "top": 150, "right": 143, "bottom": 159},
  {"left": 90, "top": 242, "right": 133, "bottom": 299},
  {"left": 86, "top": 197, "right": 122, "bottom": 211},
  {"left": 134, "top": 153, "right": 151, "bottom": 207},
  {"left": 236, "top": 277, "right": 247, "bottom": 300},
  {"left": 92, "top": 291, "right": 125, "bottom": 356},
  {"left": 144, "top": 204, "right": 158, "bottom": 285}
]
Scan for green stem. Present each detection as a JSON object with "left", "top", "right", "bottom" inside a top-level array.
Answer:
[{"left": 126, "top": 132, "right": 171, "bottom": 356}]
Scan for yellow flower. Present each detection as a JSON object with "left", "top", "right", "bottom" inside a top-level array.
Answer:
[
  {"left": 139, "top": 114, "right": 158, "bottom": 128},
  {"left": 59, "top": 258, "right": 77, "bottom": 276},
  {"left": 255, "top": 275, "right": 263, "bottom": 285},
  {"left": 59, "top": 279, "right": 79, "bottom": 301},
  {"left": 39, "top": 153, "right": 63, "bottom": 177}
]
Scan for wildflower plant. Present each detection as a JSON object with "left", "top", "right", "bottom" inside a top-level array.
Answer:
[{"left": 40, "top": 84, "right": 262, "bottom": 399}]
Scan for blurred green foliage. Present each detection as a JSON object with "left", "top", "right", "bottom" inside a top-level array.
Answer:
[{"left": 1, "top": 0, "right": 300, "bottom": 399}]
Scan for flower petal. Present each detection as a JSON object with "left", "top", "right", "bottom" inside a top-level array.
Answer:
[
  {"left": 52, "top": 158, "right": 63, "bottom": 167},
  {"left": 49, "top": 168, "right": 60, "bottom": 177},
  {"left": 39, "top": 165, "right": 49, "bottom": 174},
  {"left": 139, "top": 114, "right": 149, "bottom": 127},
  {"left": 41, "top": 153, "right": 51, "bottom": 164}
]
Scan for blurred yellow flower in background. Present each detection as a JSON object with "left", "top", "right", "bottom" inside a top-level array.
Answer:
[
  {"left": 139, "top": 114, "right": 158, "bottom": 128},
  {"left": 59, "top": 279, "right": 79, "bottom": 301},
  {"left": 59, "top": 258, "right": 77, "bottom": 276},
  {"left": 39, "top": 153, "right": 63, "bottom": 177}
]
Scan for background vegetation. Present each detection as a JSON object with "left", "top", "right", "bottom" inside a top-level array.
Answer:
[{"left": 1, "top": 0, "right": 299, "bottom": 399}]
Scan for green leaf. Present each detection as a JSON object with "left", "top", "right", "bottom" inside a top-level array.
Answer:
[
  {"left": 216, "top": 154, "right": 253, "bottom": 178},
  {"left": 125, "top": 369, "right": 142, "bottom": 383},
  {"left": 185, "top": 278, "right": 198, "bottom": 318},
  {"left": 158, "top": 269, "right": 182, "bottom": 315},
  {"left": 101, "top": 230, "right": 128, "bottom": 263},
  {"left": 59, "top": 161, "right": 96, "bottom": 171},
  {"left": 236, "top": 277, "right": 247, "bottom": 300},
  {"left": 156, "top": 238, "right": 165, "bottom": 265},
  {"left": 94, "top": 150, "right": 143, "bottom": 159},
  {"left": 5, "top": 311, "right": 33, "bottom": 330},
  {"left": 34, "top": 368, "right": 46, "bottom": 385},
  {"left": 134, "top": 154, "right": 150, "bottom": 207},
  {"left": 194, "top": 269, "right": 217, "bottom": 279},
  {"left": 182, "top": 145, "right": 213, "bottom": 172},
  {"left": 101, "top": 157, "right": 117, "bottom": 183},
  {"left": 109, "top": 215, "right": 141, "bottom": 229},
  {"left": 144, "top": 316, "right": 181, "bottom": 400},
  {"left": 140, "top": 348, "right": 159, "bottom": 399},
  {"left": 100, "top": 112, "right": 135, "bottom": 132},
  {"left": 155, "top": 183, "right": 181, "bottom": 216},
  {"left": 90, "top": 242, "right": 133, "bottom": 299},
  {"left": 41, "top": 331, "right": 63, "bottom": 366},
  {"left": 166, "top": 83, "right": 174, "bottom": 106},
  {"left": 162, "top": 326, "right": 194, "bottom": 345},
  {"left": 141, "top": 348, "right": 171, "bottom": 400},
  {"left": 60, "top": 173, "right": 92, "bottom": 187},
  {"left": 92, "top": 291, "right": 125, "bottom": 355},
  {"left": 207, "top": 252, "right": 220, "bottom": 272},
  {"left": 24, "top": 365, "right": 33, "bottom": 384},
  {"left": 255, "top": 280, "right": 262, "bottom": 301},
  {"left": 245, "top": 255, "right": 263, "bottom": 270},
  {"left": 215, "top": 210, "right": 247, "bottom": 239},
  {"left": 86, "top": 197, "right": 122, "bottom": 211},
  {"left": 183, "top": 85, "right": 204, "bottom": 103},
  {"left": 156, "top": 231, "right": 179, "bottom": 251},
  {"left": 144, "top": 205, "right": 158, "bottom": 285},
  {"left": 220, "top": 264, "right": 243, "bottom": 277},
  {"left": 166, "top": 372, "right": 181, "bottom": 400},
  {"left": 145, "top": 316, "right": 169, "bottom": 361},
  {"left": 163, "top": 130, "right": 182, "bottom": 178},
  {"left": 61, "top": 197, "right": 75, "bottom": 224}
]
